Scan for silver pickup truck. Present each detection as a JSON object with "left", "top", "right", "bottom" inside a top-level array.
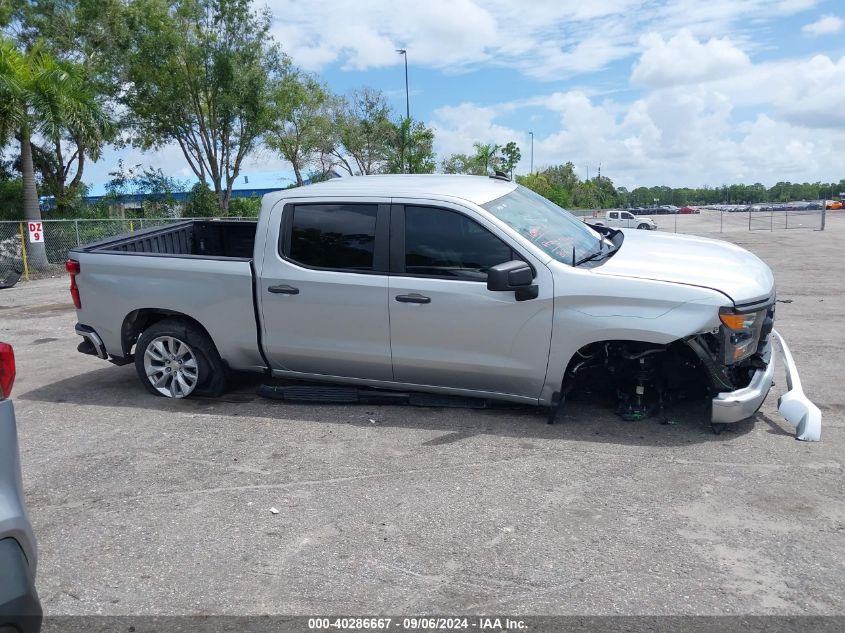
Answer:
[{"left": 67, "top": 175, "right": 821, "bottom": 439}]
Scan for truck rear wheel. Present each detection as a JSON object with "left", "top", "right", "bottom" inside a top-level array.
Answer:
[{"left": 134, "top": 318, "right": 226, "bottom": 398}]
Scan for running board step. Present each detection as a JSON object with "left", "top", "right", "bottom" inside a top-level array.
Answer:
[
  {"left": 257, "top": 384, "right": 487, "bottom": 409},
  {"left": 408, "top": 393, "right": 487, "bottom": 408}
]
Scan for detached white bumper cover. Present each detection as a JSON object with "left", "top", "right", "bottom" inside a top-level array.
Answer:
[
  {"left": 711, "top": 330, "right": 821, "bottom": 441},
  {"left": 772, "top": 329, "right": 821, "bottom": 442}
]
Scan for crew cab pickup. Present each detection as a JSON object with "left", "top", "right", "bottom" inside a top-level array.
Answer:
[
  {"left": 590, "top": 210, "right": 657, "bottom": 230},
  {"left": 67, "top": 175, "right": 821, "bottom": 439}
]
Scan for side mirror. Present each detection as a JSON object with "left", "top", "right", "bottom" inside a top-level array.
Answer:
[{"left": 487, "top": 260, "right": 538, "bottom": 301}]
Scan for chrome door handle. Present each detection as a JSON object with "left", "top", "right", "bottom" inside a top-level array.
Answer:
[
  {"left": 395, "top": 293, "right": 430, "bottom": 304},
  {"left": 268, "top": 284, "right": 299, "bottom": 295}
]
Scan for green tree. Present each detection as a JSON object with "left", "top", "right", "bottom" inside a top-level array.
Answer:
[
  {"left": 228, "top": 194, "right": 261, "bottom": 217},
  {"left": 472, "top": 142, "right": 501, "bottom": 175},
  {"left": 0, "top": 176, "right": 23, "bottom": 220},
  {"left": 120, "top": 0, "right": 287, "bottom": 213},
  {"left": 103, "top": 159, "right": 185, "bottom": 218},
  {"left": 329, "top": 87, "right": 394, "bottom": 175},
  {"left": 440, "top": 152, "right": 485, "bottom": 175},
  {"left": 500, "top": 141, "right": 521, "bottom": 178},
  {"left": 11, "top": 0, "right": 122, "bottom": 211},
  {"left": 385, "top": 117, "right": 435, "bottom": 174},
  {"left": 0, "top": 38, "right": 110, "bottom": 268},
  {"left": 543, "top": 162, "right": 579, "bottom": 192},
  {"left": 266, "top": 71, "right": 332, "bottom": 186},
  {"left": 184, "top": 181, "right": 218, "bottom": 217}
]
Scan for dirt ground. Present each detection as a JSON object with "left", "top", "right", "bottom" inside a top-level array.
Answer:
[{"left": 1, "top": 213, "right": 843, "bottom": 616}]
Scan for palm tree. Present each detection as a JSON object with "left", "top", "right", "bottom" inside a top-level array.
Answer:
[
  {"left": 472, "top": 142, "right": 501, "bottom": 175},
  {"left": 0, "top": 38, "right": 109, "bottom": 269}
]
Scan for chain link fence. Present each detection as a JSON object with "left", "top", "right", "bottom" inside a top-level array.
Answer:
[
  {"left": 0, "top": 217, "right": 252, "bottom": 287},
  {"left": 581, "top": 207, "right": 828, "bottom": 234}
]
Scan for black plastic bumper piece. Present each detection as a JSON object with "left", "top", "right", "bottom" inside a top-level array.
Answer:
[{"left": 0, "top": 538, "right": 42, "bottom": 633}]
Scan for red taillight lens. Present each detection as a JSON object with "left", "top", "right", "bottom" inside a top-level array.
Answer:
[
  {"left": 0, "top": 342, "right": 15, "bottom": 400},
  {"left": 66, "top": 259, "right": 81, "bottom": 309}
]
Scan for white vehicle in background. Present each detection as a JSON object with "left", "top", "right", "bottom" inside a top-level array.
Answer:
[{"left": 590, "top": 210, "right": 657, "bottom": 230}]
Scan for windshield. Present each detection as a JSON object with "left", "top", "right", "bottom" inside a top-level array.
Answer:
[{"left": 481, "top": 185, "right": 602, "bottom": 265}]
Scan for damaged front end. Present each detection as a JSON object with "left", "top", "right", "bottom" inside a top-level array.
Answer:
[
  {"left": 563, "top": 299, "right": 821, "bottom": 441},
  {"left": 685, "top": 301, "right": 820, "bottom": 441}
]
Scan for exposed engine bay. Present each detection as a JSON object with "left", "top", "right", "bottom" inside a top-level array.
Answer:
[{"left": 561, "top": 304, "right": 776, "bottom": 433}]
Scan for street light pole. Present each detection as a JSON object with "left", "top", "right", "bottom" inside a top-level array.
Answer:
[
  {"left": 529, "top": 131, "right": 534, "bottom": 174},
  {"left": 396, "top": 49, "right": 409, "bottom": 120}
]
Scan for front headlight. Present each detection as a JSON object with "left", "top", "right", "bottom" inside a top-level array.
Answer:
[{"left": 719, "top": 307, "right": 766, "bottom": 364}]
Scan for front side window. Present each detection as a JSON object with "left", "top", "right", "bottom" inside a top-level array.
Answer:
[
  {"left": 482, "top": 185, "right": 602, "bottom": 265},
  {"left": 623, "top": 212, "right": 634, "bottom": 220},
  {"left": 288, "top": 203, "right": 378, "bottom": 270},
  {"left": 404, "top": 206, "right": 513, "bottom": 281}
]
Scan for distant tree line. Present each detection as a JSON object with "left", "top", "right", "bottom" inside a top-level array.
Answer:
[
  {"left": 512, "top": 164, "right": 845, "bottom": 210},
  {"left": 617, "top": 181, "right": 845, "bottom": 207}
]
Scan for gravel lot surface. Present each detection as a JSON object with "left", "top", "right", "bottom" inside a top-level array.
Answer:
[{"left": 2, "top": 212, "right": 843, "bottom": 616}]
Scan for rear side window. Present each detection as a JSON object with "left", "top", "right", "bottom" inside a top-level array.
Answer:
[
  {"left": 288, "top": 204, "right": 378, "bottom": 270},
  {"left": 404, "top": 206, "right": 513, "bottom": 281}
]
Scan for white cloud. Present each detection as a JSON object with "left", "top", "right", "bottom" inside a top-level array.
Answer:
[
  {"left": 802, "top": 15, "right": 844, "bottom": 36},
  {"left": 430, "top": 103, "right": 526, "bottom": 158},
  {"left": 631, "top": 30, "right": 751, "bottom": 87},
  {"left": 265, "top": 0, "right": 814, "bottom": 79},
  {"left": 432, "top": 47, "right": 845, "bottom": 188}
]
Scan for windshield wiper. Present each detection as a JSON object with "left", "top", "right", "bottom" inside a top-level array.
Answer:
[
  {"left": 575, "top": 237, "right": 616, "bottom": 266},
  {"left": 574, "top": 248, "right": 606, "bottom": 266}
]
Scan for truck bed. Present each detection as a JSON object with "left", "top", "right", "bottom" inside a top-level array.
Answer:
[
  {"left": 76, "top": 220, "right": 257, "bottom": 260},
  {"left": 69, "top": 219, "right": 265, "bottom": 372}
]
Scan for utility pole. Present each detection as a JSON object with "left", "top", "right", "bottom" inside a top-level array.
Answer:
[
  {"left": 396, "top": 49, "right": 409, "bottom": 120},
  {"left": 529, "top": 131, "right": 534, "bottom": 174},
  {"left": 396, "top": 49, "right": 410, "bottom": 173}
]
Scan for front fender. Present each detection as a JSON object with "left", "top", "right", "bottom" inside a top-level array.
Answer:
[{"left": 541, "top": 268, "right": 725, "bottom": 404}]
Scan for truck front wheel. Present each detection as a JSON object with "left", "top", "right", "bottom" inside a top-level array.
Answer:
[
  {"left": 637, "top": 223, "right": 651, "bottom": 230},
  {"left": 134, "top": 318, "right": 226, "bottom": 398}
]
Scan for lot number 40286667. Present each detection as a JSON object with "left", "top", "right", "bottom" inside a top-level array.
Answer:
[{"left": 28, "top": 222, "right": 44, "bottom": 243}]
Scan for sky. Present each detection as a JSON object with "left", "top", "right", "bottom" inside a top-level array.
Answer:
[{"left": 85, "top": 0, "right": 845, "bottom": 194}]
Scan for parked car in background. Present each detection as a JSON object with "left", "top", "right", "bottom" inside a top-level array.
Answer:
[
  {"left": 825, "top": 200, "right": 842, "bottom": 210},
  {"left": 590, "top": 210, "right": 657, "bottom": 230},
  {"left": 678, "top": 206, "right": 700, "bottom": 214},
  {"left": 0, "top": 342, "right": 42, "bottom": 633}
]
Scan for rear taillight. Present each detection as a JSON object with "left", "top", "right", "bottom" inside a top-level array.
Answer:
[
  {"left": 66, "top": 259, "right": 81, "bottom": 309},
  {"left": 0, "top": 342, "right": 15, "bottom": 400}
]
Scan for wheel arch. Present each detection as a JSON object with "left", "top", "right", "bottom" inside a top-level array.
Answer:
[
  {"left": 559, "top": 336, "right": 713, "bottom": 398},
  {"left": 121, "top": 308, "right": 215, "bottom": 358}
]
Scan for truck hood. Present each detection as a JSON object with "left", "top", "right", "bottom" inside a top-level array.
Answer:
[{"left": 593, "top": 229, "right": 774, "bottom": 304}]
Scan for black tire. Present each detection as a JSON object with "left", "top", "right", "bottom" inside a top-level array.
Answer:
[
  {"left": 134, "top": 317, "right": 227, "bottom": 398},
  {"left": 637, "top": 223, "right": 650, "bottom": 230}
]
